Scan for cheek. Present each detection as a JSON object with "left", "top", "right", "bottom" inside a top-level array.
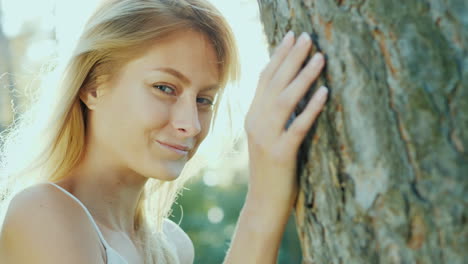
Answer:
[
  {"left": 98, "top": 88, "right": 169, "bottom": 147},
  {"left": 192, "top": 111, "right": 213, "bottom": 149},
  {"left": 129, "top": 88, "right": 171, "bottom": 131},
  {"left": 200, "top": 113, "right": 213, "bottom": 138},
  {"left": 141, "top": 98, "right": 171, "bottom": 128}
]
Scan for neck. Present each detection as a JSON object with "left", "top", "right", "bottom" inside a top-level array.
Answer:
[{"left": 57, "top": 151, "right": 148, "bottom": 236}]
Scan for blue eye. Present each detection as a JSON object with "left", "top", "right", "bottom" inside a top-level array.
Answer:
[
  {"left": 153, "top": 84, "right": 175, "bottom": 95},
  {"left": 197, "top": 97, "right": 214, "bottom": 106}
]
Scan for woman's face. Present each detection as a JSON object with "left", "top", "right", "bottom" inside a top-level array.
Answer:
[{"left": 87, "top": 30, "right": 220, "bottom": 181}]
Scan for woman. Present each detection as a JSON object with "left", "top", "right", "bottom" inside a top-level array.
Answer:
[{"left": 0, "top": 0, "right": 327, "bottom": 263}]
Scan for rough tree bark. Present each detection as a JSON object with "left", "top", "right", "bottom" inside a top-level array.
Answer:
[{"left": 257, "top": 1, "right": 467, "bottom": 263}]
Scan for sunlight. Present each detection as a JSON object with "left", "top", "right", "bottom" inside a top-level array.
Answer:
[
  {"left": 207, "top": 206, "right": 224, "bottom": 224},
  {"left": 2, "top": 0, "right": 54, "bottom": 37}
]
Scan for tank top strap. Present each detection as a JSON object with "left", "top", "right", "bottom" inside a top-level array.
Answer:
[{"left": 47, "top": 182, "right": 113, "bottom": 250}]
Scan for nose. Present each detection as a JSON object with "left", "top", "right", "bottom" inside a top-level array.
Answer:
[{"left": 171, "top": 96, "right": 201, "bottom": 137}]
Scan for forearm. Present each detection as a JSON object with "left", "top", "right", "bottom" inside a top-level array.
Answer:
[{"left": 223, "top": 192, "right": 293, "bottom": 264}]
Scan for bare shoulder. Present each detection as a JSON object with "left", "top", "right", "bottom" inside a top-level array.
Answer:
[
  {"left": 163, "top": 218, "right": 195, "bottom": 264},
  {"left": 0, "top": 183, "right": 104, "bottom": 264}
]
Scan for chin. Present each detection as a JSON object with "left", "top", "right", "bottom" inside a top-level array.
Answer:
[
  {"left": 147, "top": 162, "right": 184, "bottom": 181},
  {"left": 161, "top": 171, "right": 182, "bottom": 181}
]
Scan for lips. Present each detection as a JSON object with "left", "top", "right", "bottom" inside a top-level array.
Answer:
[{"left": 156, "top": 140, "right": 191, "bottom": 155}]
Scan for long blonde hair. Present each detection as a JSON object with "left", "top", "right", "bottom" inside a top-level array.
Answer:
[{"left": 0, "top": 0, "right": 239, "bottom": 263}]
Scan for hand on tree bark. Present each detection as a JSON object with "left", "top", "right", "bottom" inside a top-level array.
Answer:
[
  {"left": 224, "top": 31, "right": 328, "bottom": 264},
  {"left": 244, "top": 30, "right": 328, "bottom": 213}
]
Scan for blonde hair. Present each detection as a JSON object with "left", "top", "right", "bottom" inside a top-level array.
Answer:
[{"left": 0, "top": 0, "right": 239, "bottom": 263}]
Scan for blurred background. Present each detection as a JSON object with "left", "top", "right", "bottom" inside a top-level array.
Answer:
[{"left": 0, "top": 0, "right": 302, "bottom": 262}]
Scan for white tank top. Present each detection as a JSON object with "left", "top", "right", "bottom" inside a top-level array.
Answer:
[{"left": 48, "top": 182, "right": 129, "bottom": 264}]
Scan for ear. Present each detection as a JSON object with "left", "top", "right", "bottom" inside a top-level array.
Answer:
[{"left": 79, "top": 85, "right": 102, "bottom": 110}]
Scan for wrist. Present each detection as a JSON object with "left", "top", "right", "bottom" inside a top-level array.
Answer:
[
  {"left": 247, "top": 167, "right": 299, "bottom": 209},
  {"left": 246, "top": 185, "right": 297, "bottom": 211},
  {"left": 242, "top": 191, "right": 293, "bottom": 231}
]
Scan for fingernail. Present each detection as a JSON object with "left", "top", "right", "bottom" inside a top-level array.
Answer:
[
  {"left": 283, "top": 30, "right": 294, "bottom": 42},
  {"left": 299, "top": 32, "right": 310, "bottom": 44},
  {"left": 312, "top": 52, "right": 324, "bottom": 63},
  {"left": 318, "top": 86, "right": 328, "bottom": 98}
]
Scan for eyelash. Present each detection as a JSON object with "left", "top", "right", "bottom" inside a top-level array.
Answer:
[{"left": 153, "top": 84, "right": 214, "bottom": 106}]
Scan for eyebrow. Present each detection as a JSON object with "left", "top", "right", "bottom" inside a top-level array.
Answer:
[{"left": 152, "top": 67, "right": 220, "bottom": 91}]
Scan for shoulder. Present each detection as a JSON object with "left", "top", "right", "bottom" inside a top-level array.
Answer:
[
  {"left": 163, "top": 218, "right": 195, "bottom": 264},
  {"left": 0, "top": 183, "right": 105, "bottom": 264}
]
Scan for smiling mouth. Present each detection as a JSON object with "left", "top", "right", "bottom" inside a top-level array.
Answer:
[{"left": 156, "top": 140, "right": 190, "bottom": 156}]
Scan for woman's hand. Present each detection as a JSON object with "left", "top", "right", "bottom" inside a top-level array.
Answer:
[
  {"left": 224, "top": 31, "right": 328, "bottom": 264},
  {"left": 244, "top": 31, "right": 328, "bottom": 211}
]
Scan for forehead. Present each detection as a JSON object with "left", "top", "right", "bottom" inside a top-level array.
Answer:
[{"left": 123, "top": 30, "right": 220, "bottom": 86}]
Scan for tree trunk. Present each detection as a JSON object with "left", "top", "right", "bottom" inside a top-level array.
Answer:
[{"left": 257, "top": 1, "right": 467, "bottom": 263}]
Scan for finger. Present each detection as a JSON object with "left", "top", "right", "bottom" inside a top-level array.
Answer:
[
  {"left": 267, "top": 32, "right": 312, "bottom": 95},
  {"left": 284, "top": 86, "right": 328, "bottom": 148},
  {"left": 275, "top": 52, "right": 325, "bottom": 126},
  {"left": 254, "top": 31, "right": 295, "bottom": 101}
]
